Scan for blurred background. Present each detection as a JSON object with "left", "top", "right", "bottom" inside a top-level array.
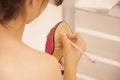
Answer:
[{"left": 22, "top": 0, "right": 120, "bottom": 80}]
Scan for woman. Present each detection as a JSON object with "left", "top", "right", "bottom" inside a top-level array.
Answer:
[{"left": 0, "top": 0, "right": 86, "bottom": 80}]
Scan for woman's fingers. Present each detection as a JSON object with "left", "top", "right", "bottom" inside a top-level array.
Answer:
[
  {"left": 67, "top": 33, "right": 86, "bottom": 52},
  {"left": 61, "top": 34, "right": 71, "bottom": 49}
]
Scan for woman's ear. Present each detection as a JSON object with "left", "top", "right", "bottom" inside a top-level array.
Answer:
[{"left": 29, "top": 0, "right": 37, "bottom": 8}]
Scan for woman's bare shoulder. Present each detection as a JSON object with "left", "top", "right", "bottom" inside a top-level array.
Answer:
[
  {"left": 0, "top": 44, "right": 63, "bottom": 80},
  {"left": 36, "top": 51, "right": 63, "bottom": 79},
  {"left": 30, "top": 50, "right": 63, "bottom": 80}
]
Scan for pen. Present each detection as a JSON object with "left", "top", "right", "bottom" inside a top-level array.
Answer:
[{"left": 69, "top": 40, "right": 95, "bottom": 63}]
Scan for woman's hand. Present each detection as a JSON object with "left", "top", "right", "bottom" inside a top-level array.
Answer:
[{"left": 61, "top": 33, "right": 86, "bottom": 66}]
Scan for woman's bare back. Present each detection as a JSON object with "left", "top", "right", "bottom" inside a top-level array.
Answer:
[{"left": 0, "top": 37, "right": 63, "bottom": 80}]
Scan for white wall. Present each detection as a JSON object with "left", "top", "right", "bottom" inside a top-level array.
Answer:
[
  {"left": 75, "top": 9, "right": 120, "bottom": 80},
  {"left": 22, "top": 4, "right": 63, "bottom": 51}
]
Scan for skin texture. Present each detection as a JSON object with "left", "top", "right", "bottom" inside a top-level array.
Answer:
[{"left": 0, "top": 0, "right": 86, "bottom": 80}]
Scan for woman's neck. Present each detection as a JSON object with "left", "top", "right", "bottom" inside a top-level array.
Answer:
[{"left": 0, "top": 15, "right": 25, "bottom": 40}]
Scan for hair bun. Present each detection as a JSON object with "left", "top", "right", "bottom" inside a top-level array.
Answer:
[{"left": 55, "top": 0, "right": 63, "bottom": 6}]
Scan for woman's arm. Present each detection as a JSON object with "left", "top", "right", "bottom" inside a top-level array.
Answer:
[
  {"left": 61, "top": 33, "right": 86, "bottom": 80},
  {"left": 64, "top": 63, "right": 77, "bottom": 80}
]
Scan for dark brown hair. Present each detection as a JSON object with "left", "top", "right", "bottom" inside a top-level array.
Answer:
[
  {"left": 0, "top": 0, "right": 63, "bottom": 24},
  {"left": 54, "top": 0, "right": 63, "bottom": 6},
  {"left": 0, "top": 0, "right": 25, "bottom": 23}
]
